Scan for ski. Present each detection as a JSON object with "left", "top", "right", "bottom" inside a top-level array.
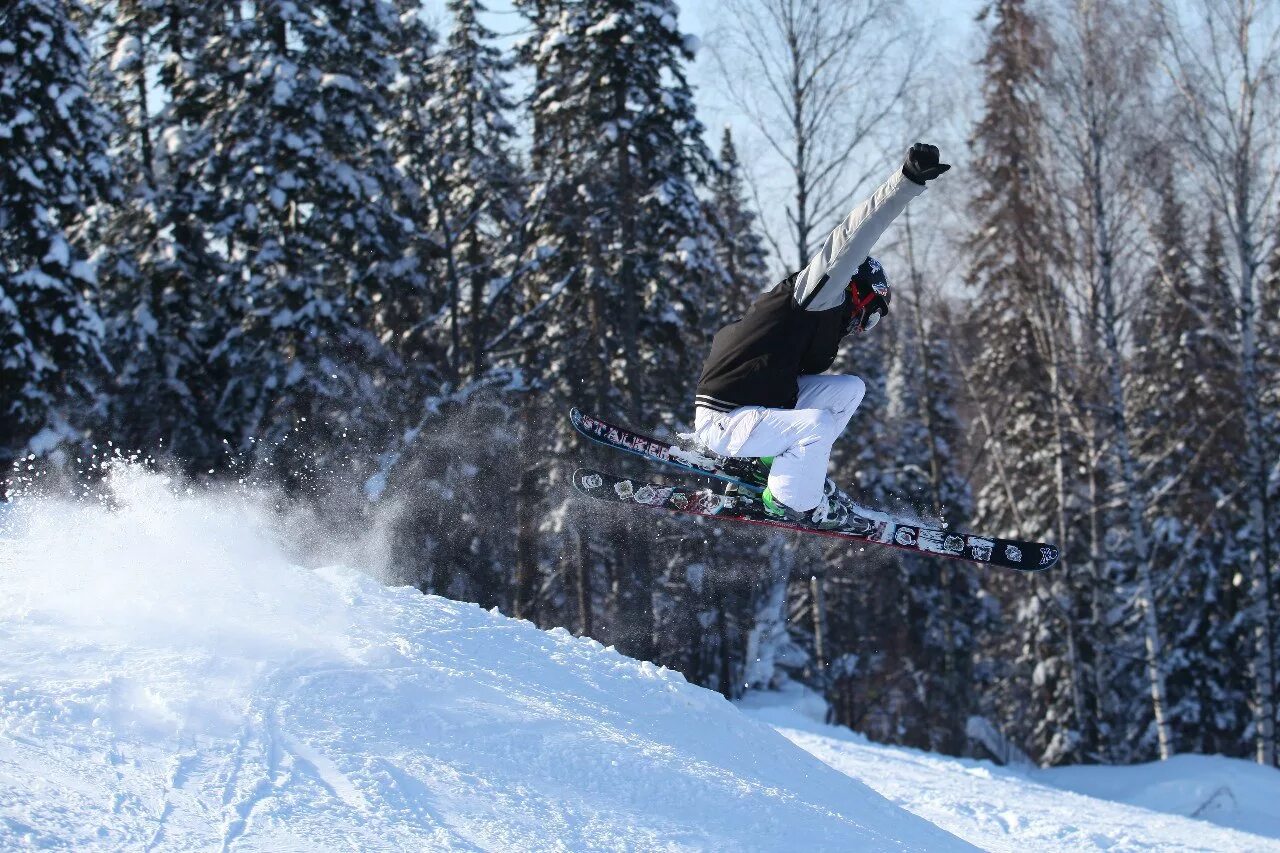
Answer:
[
  {"left": 570, "top": 407, "right": 765, "bottom": 493},
  {"left": 573, "top": 407, "right": 943, "bottom": 524},
  {"left": 572, "top": 467, "right": 1059, "bottom": 573}
]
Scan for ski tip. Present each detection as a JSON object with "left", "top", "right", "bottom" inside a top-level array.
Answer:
[
  {"left": 1039, "top": 540, "right": 1059, "bottom": 568},
  {"left": 1019, "top": 543, "right": 1059, "bottom": 572}
]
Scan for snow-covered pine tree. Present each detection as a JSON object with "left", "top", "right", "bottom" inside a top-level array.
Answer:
[
  {"left": 1157, "top": 0, "right": 1280, "bottom": 766},
  {"left": 0, "top": 0, "right": 114, "bottom": 475},
  {"left": 373, "top": 1, "right": 541, "bottom": 618},
  {"left": 198, "top": 0, "right": 413, "bottom": 483},
  {"left": 518, "top": 0, "right": 723, "bottom": 658},
  {"left": 1131, "top": 198, "right": 1251, "bottom": 757},
  {"left": 375, "top": 3, "right": 446, "bottom": 399},
  {"left": 79, "top": 0, "right": 223, "bottom": 468},
  {"left": 424, "top": 0, "right": 523, "bottom": 383},
  {"left": 881, "top": 281, "right": 981, "bottom": 755},
  {"left": 1260, "top": 242, "right": 1280, "bottom": 756},
  {"left": 965, "top": 0, "right": 1061, "bottom": 551},
  {"left": 706, "top": 127, "right": 768, "bottom": 323},
  {"left": 520, "top": 0, "right": 718, "bottom": 421},
  {"left": 964, "top": 0, "right": 1094, "bottom": 765}
]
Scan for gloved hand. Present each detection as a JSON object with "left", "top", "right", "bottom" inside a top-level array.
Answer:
[{"left": 902, "top": 143, "right": 950, "bottom": 185}]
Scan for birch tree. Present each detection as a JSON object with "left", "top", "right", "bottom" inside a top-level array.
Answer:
[
  {"left": 1155, "top": 0, "right": 1280, "bottom": 766},
  {"left": 966, "top": 0, "right": 1093, "bottom": 764},
  {"left": 710, "top": 0, "right": 920, "bottom": 269},
  {"left": 1044, "top": 0, "right": 1173, "bottom": 760}
]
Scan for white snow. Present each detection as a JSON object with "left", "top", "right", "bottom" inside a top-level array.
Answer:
[
  {"left": 741, "top": 688, "right": 1280, "bottom": 853},
  {"left": 0, "top": 469, "right": 968, "bottom": 851},
  {"left": 2, "top": 468, "right": 1278, "bottom": 852},
  {"left": 1042, "top": 755, "right": 1280, "bottom": 839},
  {"left": 109, "top": 34, "right": 143, "bottom": 73},
  {"left": 16, "top": 165, "right": 45, "bottom": 191},
  {"left": 41, "top": 235, "right": 70, "bottom": 269},
  {"left": 363, "top": 470, "right": 388, "bottom": 500},
  {"left": 585, "top": 13, "right": 625, "bottom": 38},
  {"left": 319, "top": 73, "right": 362, "bottom": 94},
  {"left": 23, "top": 427, "right": 65, "bottom": 456},
  {"left": 271, "top": 77, "right": 294, "bottom": 106},
  {"left": 69, "top": 259, "right": 97, "bottom": 284}
]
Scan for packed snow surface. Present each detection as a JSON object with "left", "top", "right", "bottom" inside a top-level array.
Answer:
[
  {"left": 2, "top": 468, "right": 1278, "bottom": 852},
  {"left": 0, "top": 468, "right": 966, "bottom": 851},
  {"left": 743, "top": 690, "right": 1280, "bottom": 852}
]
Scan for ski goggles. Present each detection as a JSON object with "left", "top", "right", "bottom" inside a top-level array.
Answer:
[
  {"left": 858, "top": 307, "right": 884, "bottom": 332},
  {"left": 848, "top": 280, "right": 889, "bottom": 333}
]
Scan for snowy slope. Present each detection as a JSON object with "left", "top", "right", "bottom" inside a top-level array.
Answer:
[
  {"left": 0, "top": 468, "right": 968, "bottom": 851},
  {"left": 742, "top": 691, "right": 1280, "bottom": 853},
  {"left": 5, "top": 469, "right": 1279, "bottom": 852},
  {"left": 1041, "top": 754, "right": 1280, "bottom": 840}
]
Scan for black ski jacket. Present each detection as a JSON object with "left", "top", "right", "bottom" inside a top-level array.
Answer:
[
  {"left": 694, "top": 167, "right": 925, "bottom": 414},
  {"left": 695, "top": 274, "right": 854, "bottom": 412}
]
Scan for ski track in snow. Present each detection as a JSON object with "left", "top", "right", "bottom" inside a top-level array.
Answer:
[
  {"left": 0, "top": 592, "right": 968, "bottom": 852},
  {"left": 1, "top": 472, "right": 1279, "bottom": 852}
]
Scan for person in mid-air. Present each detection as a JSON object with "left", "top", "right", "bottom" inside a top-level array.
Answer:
[{"left": 689, "top": 143, "right": 950, "bottom": 528}]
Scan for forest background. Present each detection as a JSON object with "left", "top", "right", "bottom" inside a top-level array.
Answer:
[{"left": 3, "top": 0, "right": 1279, "bottom": 768}]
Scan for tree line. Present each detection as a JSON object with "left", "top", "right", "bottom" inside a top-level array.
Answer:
[{"left": 2, "top": 0, "right": 1277, "bottom": 767}]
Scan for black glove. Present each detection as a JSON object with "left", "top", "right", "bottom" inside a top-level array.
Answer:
[{"left": 901, "top": 143, "right": 950, "bottom": 185}]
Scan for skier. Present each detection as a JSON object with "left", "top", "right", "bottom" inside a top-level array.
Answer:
[{"left": 688, "top": 143, "right": 950, "bottom": 527}]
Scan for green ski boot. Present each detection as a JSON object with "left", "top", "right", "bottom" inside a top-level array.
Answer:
[{"left": 762, "top": 486, "right": 848, "bottom": 530}]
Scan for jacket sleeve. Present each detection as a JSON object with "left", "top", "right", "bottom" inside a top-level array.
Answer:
[{"left": 792, "top": 167, "right": 926, "bottom": 312}]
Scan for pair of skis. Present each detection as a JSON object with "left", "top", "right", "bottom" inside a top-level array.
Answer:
[{"left": 569, "top": 408, "right": 1058, "bottom": 573}]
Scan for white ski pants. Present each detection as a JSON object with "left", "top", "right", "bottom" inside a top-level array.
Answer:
[{"left": 692, "top": 374, "right": 866, "bottom": 511}]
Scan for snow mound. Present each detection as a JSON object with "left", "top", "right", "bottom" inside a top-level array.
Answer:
[
  {"left": 0, "top": 468, "right": 967, "bottom": 851},
  {"left": 741, "top": 691, "right": 1280, "bottom": 853}
]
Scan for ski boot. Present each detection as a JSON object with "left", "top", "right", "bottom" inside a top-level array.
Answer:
[
  {"left": 723, "top": 456, "right": 774, "bottom": 496},
  {"left": 820, "top": 475, "right": 851, "bottom": 513},
  {"left": 761, "top": 486, "right": 848, "bottom": 530},
  {"left": 744, "top": 455, "right": 774, "bottom": 487}
]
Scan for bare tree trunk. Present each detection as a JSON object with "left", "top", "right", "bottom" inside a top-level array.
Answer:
[
  {"left": 717, "top": 582, "right": 736, "bottom": 699},
  {"left": 1049, "top": 353, "right": 1091, "bottom": 747},
  {"left": 513, "top": 405, "right": 539, "bottom": 621},
  {"left": 903, "top": 215, "right": 966, "bottom": 744},
  {"left": 575, "top": 522, "right": 593, "bottom": 637},
  {"left": 1038, "top": 0, "right": 1174, "bottom": 758},
  {"left": 1086, "top": 420, "right": 1111, "bottom": 762},
  {"left": 1095, "top": 187, "right": 1172, "bottom": 758},
  {"left": 810, "top": 572, "right": 827, "bottom": 676},
  {"left": 134, "top": 13, "right": 154, "bottom": 180}
]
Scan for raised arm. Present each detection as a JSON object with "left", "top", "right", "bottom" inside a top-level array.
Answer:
[{"left": 792, "top": 144, "right": 950, "bottom": 312}]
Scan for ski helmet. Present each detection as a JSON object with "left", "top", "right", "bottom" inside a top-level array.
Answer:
[{"left": 847, "top": 256, "right": 891, "bottom": 333}]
